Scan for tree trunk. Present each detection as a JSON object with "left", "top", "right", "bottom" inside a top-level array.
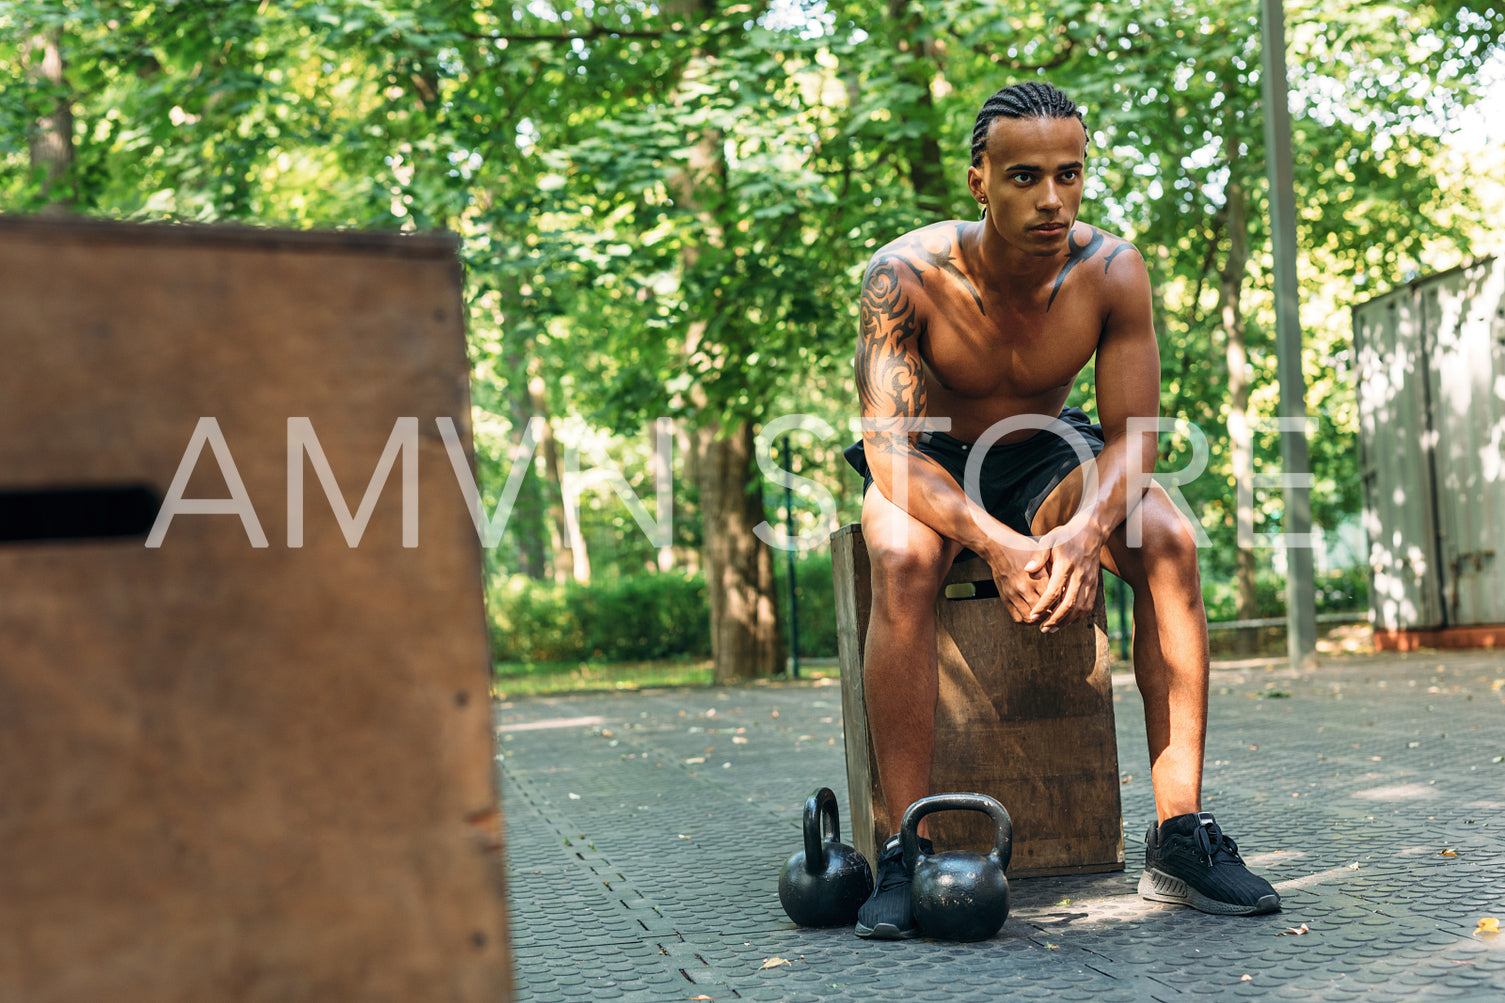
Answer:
[
  {"left": 694, "top": 422, "right": 782, "bottom": 683},
  {"left": 500, "top": 345, "right": 549, "bottom": 581},
  {"left": 26, "top": 28, "right": 73, "bottom": 211},
  {"left": 529, "top": 371, "right": 586, "bottom": 583},
  {"left": 887, "top": 0, "right": 949, "bottom": 216},
  {"left": 1219, "top": 167, "right": 1259, "bottom": 653},
  {"left": 666, "top": 0, "right": 783, "bottom": 681}
]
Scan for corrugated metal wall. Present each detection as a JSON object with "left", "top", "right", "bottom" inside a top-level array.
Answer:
[
  {"left": 1353, "top": 256, "right": 1505, "bottom": 631},
  {"left": 1355, "top": 283, "right": 1445, "bottom": 630},
  {"left": 1424, "top": 262, "right": 1505, "bottom": 626}
]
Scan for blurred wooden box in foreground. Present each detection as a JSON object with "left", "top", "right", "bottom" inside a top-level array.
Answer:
[{"left": 0, "top": 216, "right": 509, "bottom": 1003}]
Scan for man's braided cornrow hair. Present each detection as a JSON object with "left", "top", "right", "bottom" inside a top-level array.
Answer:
[{"left": 970, "top": 81, "right": 1087, "bottom": 167}]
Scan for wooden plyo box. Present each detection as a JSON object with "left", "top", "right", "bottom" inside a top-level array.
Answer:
[
  {"left": 0, "top": 217, "right": 509, "bottom": 1002},
  {"left": 831, "top": 524, "right": 1124, "bottom": 878}
]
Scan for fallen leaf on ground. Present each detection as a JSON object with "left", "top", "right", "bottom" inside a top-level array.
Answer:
[
  {"left": 1241, "top": 974, "right": 1253, "bottom": 981},
  {"left": 1278, "top": 924, "right": 1310, "bottom": 936},
  {"left": 1440, "top": 849, "right": 1459, "bottom": 857},
  {"left": 1478, "top": 917, "right": 1500, "bottom": 935},
  {"left": 761, "top": 957, "right": 791, "bottom": 969}
]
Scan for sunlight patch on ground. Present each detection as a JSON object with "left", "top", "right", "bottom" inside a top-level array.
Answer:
[
  {"left": 1352, "top": 783, "right": 1436, "bottom": 801},
  {"left": 496, "top": 715, "right": 606, "bottom": 733}
]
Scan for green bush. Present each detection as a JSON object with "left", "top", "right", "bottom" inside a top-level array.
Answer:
[
  {"left": 773, "top": 551, "right": 840, "bottom": 659},
  {"left": 1201, "top": 570, "right": 1286, "bottom": 623},
  {"left": 1201, "top": 565, "right": 1369, "bottom": 623},
  {"left": 487, "top": 572, "right": 712, "bottom": 664},
  {"left": 490, "top": 552, "right": 844, "bottom": 667},
  {"left": 1314, "top": 564, "right": 1369, "bottom": 614}
]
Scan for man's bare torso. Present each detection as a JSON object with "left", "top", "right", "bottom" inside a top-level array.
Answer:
[{"left": 860, "top": 217, "right": 1137, "bottom": 442}]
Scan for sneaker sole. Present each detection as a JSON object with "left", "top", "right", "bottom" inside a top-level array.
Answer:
[
  {"left": 1138, "top": 867, "right": 1281, "bottom": 916},
  {"left": 854, "top": 919, "right": 921, "bottom": 940}
]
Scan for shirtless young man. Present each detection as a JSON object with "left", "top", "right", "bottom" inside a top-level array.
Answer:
[{"left": 845, "top": 81, "right": 1279, "bottom": 940}]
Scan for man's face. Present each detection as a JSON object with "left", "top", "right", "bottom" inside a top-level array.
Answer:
[{"left": 967, "top": 115, "right": 1088, "bottom": 256}]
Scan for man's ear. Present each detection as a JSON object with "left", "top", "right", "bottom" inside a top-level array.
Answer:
[{"left": 966, "top": 164, "right": 985, "bottom": 202}]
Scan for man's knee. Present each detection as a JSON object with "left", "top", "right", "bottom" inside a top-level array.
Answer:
[
  {"left": 866, "top": 532, "right": 950, "bottom": 615},
  {"left": 1125, "top": 493, "right": 1201, "bottom": 581}
]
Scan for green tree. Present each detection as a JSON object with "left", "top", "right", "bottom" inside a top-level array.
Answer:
[{"left": 3, "top": 0, "right": 1501, "bottom": 671}]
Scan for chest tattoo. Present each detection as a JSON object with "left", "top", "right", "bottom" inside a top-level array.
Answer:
[{"left": 1046, "top": 227, "right": 1105, "bottom": 312}]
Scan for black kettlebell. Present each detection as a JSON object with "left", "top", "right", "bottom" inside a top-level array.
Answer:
[
  {"left": 901, "top": 792, "right": 1013, "bottom": 942},
  {"left": 778, "top": 787, "right": 873, "bottom": 927}
]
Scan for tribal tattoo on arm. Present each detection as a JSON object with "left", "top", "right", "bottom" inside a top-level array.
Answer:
[{"left": 856, "top": 253, "right": 928, "bottom": 459}]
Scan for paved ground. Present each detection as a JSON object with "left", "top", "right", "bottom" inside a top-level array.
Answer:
[{"left": 496, "top": 648, "right": 1505, "bottom": 1002}]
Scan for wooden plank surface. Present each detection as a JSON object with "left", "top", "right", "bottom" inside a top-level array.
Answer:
[
  {"left": 831, "top": 524, "right": 881, "bottom": 874},
  {"left": 833, "top": 524, "right": 1124, "bottom": 878},
  {"left": 0, "top": 216, "right": 509, "bottom": 1003}
]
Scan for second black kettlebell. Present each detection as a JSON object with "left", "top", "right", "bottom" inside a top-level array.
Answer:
[
  {"left": 900, "top": 792, "right": 1013, "bottom": 941},
  {"left": 778, "top": 787, "right": 874, "bottom": 927}
]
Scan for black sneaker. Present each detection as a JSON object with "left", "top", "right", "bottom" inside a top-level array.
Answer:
[
  {"left": 1138, "top": 812, "right": 1281, "bottom": 916},
  {"left": 854, "top": 834, "right": 932, "bottom": 939}
]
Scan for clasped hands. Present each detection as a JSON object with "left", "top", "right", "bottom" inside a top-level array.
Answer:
[{"left": 984, "top": 523, "right": 1104, "bottom": 633}]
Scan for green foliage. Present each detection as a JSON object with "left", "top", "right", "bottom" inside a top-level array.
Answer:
[
  {"left": 488, "top": 571, "right": 711, "bottom": 663},
  {"left": 1202, "top": 563, "right": 1369, "bottom": 622},
  {"left": 771, "top": 550, "right": 841, "bottom": 659},
  {"left": 2, "top": 0, "right": 1501, "bottom": 633},
  {"left": 1313, "top": 563, "right": 1370, "bottom": 615},
  {"left": 491, "top": 548, "right": 841, "bottom": 665}
]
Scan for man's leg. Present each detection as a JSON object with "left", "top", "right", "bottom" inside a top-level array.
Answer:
[
  {"left": 1096, "top": 486, "right": 1207, "bottom": 823},
  {"left": 1030, "top": 472, "right": 1208, "bottom": 818},
  {"left": 1033, "top": 474, "right": 1279, "bottom": 915},
  {"left": 854, "top": 485, "right": 962, "bottom": 939}
]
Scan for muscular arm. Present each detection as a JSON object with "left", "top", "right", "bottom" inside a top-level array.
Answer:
[
  {"left": 1029, "top": 242, "right": 1161, "bottom": 628},
  {"left": 1088, "top": 248, "right": 1162, "bottom": 544},
  {"left": 856, "top": 251, "right": 1045, "bottom": 616}
]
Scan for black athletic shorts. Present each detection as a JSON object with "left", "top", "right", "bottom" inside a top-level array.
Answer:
[{"left": 843, "top": 407, "right": 1106, "bottom": 541}]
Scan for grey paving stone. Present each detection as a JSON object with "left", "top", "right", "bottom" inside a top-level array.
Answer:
[{"left": 501, "top": 653, "right": 1505, "bottom": 1002}]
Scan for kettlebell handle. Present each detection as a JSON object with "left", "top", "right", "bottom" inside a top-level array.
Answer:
[
  {"left": 802, "top": 787, "right": 842, "bottom": 874},
  {"left": 899, "top": 792, "right": 1013, "bottom": 873}
]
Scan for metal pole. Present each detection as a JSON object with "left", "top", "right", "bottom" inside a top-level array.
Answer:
[
  {"left": 1259, "top": 0, "right": 1319, "bottom": 671},
  {"left": 783, "top": 437, "right": 800, "bottom": 678},
  {"left": 1116, "top": 575, "right": 1131, "bottom": 662}
]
